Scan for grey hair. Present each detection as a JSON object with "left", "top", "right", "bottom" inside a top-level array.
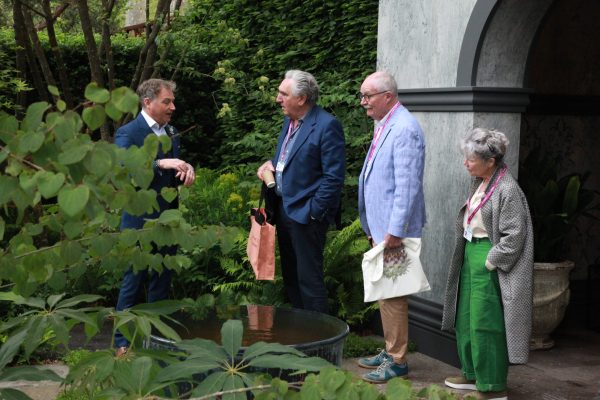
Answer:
[
  {"left": 369, "top": 71, "right": 398, "bottom": 96},
  {"left": 285, "top": 70, "right": 319, "bottom": 104},
  {"left": 461, "top": 128, "right": 509, "bottom": 163},
  {"left": 137, "top": 79, "right": 176, "bottom": 106}
]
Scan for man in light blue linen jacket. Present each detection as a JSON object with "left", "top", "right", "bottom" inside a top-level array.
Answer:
[{"left": 357, "top": 71, "right": 426, "bottom": 383}]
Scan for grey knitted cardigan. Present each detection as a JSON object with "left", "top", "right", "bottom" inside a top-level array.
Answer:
[{"left": 441, "top": 166, "right": 534, "bottom": 364}]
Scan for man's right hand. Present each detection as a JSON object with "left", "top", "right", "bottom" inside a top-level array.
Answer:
[
  {"left": 257, "top": 160, "right": 275, "bottom": 181},
  {"left": 157, "top": 158, "right": 195, "bottom": 186}
]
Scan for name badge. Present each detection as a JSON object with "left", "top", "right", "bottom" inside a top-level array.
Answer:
[
  {"left": 276, "top": 161, "right": 285, "bottom": 172},
  {"left": 463, "top": 225, "right": 473, "bottom": 242}
]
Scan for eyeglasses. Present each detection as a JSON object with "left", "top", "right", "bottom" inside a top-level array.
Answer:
[{"left": 358, "top": 91, "right": 388, "bottom": 101}]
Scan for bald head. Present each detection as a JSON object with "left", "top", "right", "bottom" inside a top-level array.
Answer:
[{"left": 360, "top": 71, "right": 399, "bottom": 120}]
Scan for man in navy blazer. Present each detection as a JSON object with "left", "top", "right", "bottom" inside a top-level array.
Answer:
[
  {"left": 356, "top": 71, "right": 426, "bottom": 383},
  {"left": 257, "top": 70, "right": 345, "bottom": 314},
  {"left": 114, "top": 79, "right": 195, "bottom": 355}
]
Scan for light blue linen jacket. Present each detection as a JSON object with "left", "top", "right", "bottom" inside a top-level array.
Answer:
[{"left": 358, "top": 104, "right": 426, "bottom": 243}]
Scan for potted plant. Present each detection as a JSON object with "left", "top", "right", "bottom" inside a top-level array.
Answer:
[{"left": 520, "top": 149, "right": 600, "bottom": 349}]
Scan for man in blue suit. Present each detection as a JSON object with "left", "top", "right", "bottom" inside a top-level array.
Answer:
[
  {"left": 356, "top": 71, "right": 426, "bottom": 382},
  {"left": 114, "top": 79, "right": 195, "bottom": 355},
  {"left": 257, "top": 70, "right": 345, "bottom": 314}
]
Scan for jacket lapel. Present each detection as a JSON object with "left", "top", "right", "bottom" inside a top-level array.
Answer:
[
  {"left": 282, "top": 106, "right": 318, "bottom": 165},
  {"left": 364, "top": 119, "right": 396, "bottom": 179}
]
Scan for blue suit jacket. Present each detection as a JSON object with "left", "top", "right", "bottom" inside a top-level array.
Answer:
[
  {"left": 358, "top": 105, "right": 426, "bottom": 243},
  {"left": 272, "top": 105, "right": 345, "bottom": 225},
  {"left": 115, "top": 113, "right": 181, "bottom": 230}
]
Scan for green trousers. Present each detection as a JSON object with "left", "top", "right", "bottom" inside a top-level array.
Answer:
[{"left": 456, "top": 238, "right": 508, "bottom": 392}]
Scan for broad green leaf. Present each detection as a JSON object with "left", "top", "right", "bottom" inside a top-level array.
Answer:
[
  {"left": 0, "top": 366, "right": 62, "bottom": 382},
  {"left": 157, "top": 209, "right": 182, "bottom": 225},
  {"left": 37, "top": 172, "right": 65, "bottom": 198},
  {"left": 56, "top": 294, "right": 103, "bottom": 309},
  {"left": 242, "top": 342, "right": 304, "bottom": 361},
  {"left": 0, "top": 329, "right": 27, "bottom": 370},
  {"left": 48, "top": 314, "right": 70, "bottom": 347},
  {"left": 63, "top": 221, "right": 84, "bottom": 239},
  {"left": 60, "top": 240, "right": 84, "bottom": 264},
  {"left": 0, "top": 113, "right": 18, "bottom": 142},
  {"left": 319, "top": 367, "right": 347, "bottom": 394},
  {"left": 176, "top": 338, "right": 228, "bottom": 361},
  {"left": 55, "top": 309, "right": 97, "bottom": 328},
  {"left": 22, "top": 102, "right": 49, "bottom": 131},
  {"left": 82, "top": 105, "right": 106, "bottom": 131},
  {"left": 0, "top": 388, "right": 32, "bottom": 400},
  {"left": 58, "top": 185, "right": 90, "bottom": 217},
  {"left": 23, "top": 317, "right": 47, "bottom": 358},
  {"left": 0, "top": 217, "right": 4, "bottom": 241},
  {"left": 47, "top": 85, "right": 60, "bottom": 96},
  {"left": 563, "top": 175, "right": 580, "bottom": 216},
  {"left": 84, "top": 83, "right": 110, "bottom": 103},
  {"left": 385, "top": 377, "right": 413, "bottom": 398},
  {"left": 18, "top": 130, "right": 45, "bottom": 153},
  {"left": 191, "top": 371, "right": 228, "bottom": 397},
  {"left": 148, "top": 317, "right": 181, "bottom": 342},
  {"left": 105, "top": 99, "right": 123, "bottom": 121},
  {"left": 85, "top": 146, "right": 113, "bottom": 177},
  {"left": 111, "top": 87, "right": 139, "bottom": 114},
  {"left": 221, "top": 319, "right": 243, "bottom": 359},
  {"left": 158, "top": 358, "right": 222, "bottom": 382},
  {"left": 46, "top": 293, "right": 66, "bottom": 309},
  {"left": 0, "top": 146, "right": 8, "bottom": 164},
  {"left": 222, "top": 374, "right": 245, "bottom": 400},
  {"left": 90, "top": 235, "right": 115, "bottom": 256},
  {"left": 160, "top": 187, "right": 178, "bottom": 203},
  {"left": 57, "top": 99, "right": 66, "bottom": 112},
  {"left": 47, "top": 271, "right": 67, "bottom": 291},
  {"left": 57, "top": 138, "right": 92, "bottom": 164},
  {"left": 53, "top": 114, "right": 78, "bottom": 142},
  {"left": 131, "top": 356, "right": 153, "bottom": 393}
]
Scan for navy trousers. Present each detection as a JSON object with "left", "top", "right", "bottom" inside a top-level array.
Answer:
[
  {"left": 276, "top": 202, "right": 329, "bottom": 314},
  {"left": 114, "top": 245, "right": 176, "bottom": 348}
]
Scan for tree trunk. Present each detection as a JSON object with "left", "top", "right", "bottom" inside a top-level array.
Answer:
[
  {"left": 42, "top": 0, "right": 74, "bottom": 107},
  {"left": 101, "top": 0, "right": 117, "bottom": 91},
  {"left": 22, "top": 6, "right": 58, "bottom": 92},
  {"left": 130, "top": 0, "right": 172, "bottom": 89},
  {"left": 152, "top": 0, "right": 184, "bottom": 79},
  {"left": 13, "top": 0, "right": 49, "bottom": 103},
  {"left": 35, "top": 0, "right": 71, "bottom": 31},
  {"left": 76, "top": 0, "right": 104, "bottom": 87}
]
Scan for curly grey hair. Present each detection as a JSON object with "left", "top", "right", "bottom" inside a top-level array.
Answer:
[
  {"left": 461, "top": 128, "right": 509, "bottom": 164},
  {"left": 285, "top": 70, "right": 319, "bottom": 105},
  {"left": 137, "top": 79, "right": 176, "bottom": 106}
]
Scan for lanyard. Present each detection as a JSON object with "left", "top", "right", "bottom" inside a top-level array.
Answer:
[
  {"left": 368, "top": 102, "right": 401, "bottom": 161},
  {"left": 466, "top": 166, "right": 507, "bottom": 225},
  {"left": 279, "top": 120, "right": 301, "bottom": 161}
]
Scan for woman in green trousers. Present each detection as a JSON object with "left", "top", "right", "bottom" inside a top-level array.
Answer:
[{"left": 441, "top": 128, "right": 534, "bottom": 400}]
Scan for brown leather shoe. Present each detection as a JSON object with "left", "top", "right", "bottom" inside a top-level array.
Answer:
[{"left": 115, "top": 346, "right": 128, "bottom": 357}]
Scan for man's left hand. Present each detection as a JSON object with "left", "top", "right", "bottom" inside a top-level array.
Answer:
[
  {"left": 158, "top": 158, "right": 196, "bottom": 187},
  {"left": 384, "top": 233, "right": 404, "bottom": 249}
]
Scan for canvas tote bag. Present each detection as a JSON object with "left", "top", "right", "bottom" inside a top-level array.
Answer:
[
  {"left": 246, "top": 186, "right": 276, "bottom": 280},
  {"left": 362, "top": 238, "right": 431, "bottom": 302}
]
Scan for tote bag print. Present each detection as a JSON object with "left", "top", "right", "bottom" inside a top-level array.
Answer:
[{"left": 362, "top": 238, "right": 430, "bottom": 302}]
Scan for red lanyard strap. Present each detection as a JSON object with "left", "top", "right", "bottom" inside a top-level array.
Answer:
[
  {"left": 368, "top": 102, "right": 400, "bottom": 161},
  {"left": 466, "top": 166, "right": 507, "bottom": 225}
]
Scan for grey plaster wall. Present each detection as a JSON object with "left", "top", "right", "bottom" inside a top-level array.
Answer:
[
  {"left": 377, "top": 0, "right": 478, "bottom": 88},
  {"left": 414, "top": 112, "right": 474, "bottom": 303},
  {"left": 475, "top": 0, "right": 553, "bottom": 87}
]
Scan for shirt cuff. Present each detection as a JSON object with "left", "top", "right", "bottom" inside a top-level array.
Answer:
[{"left": 485, "top": 259, "right": 497, "bottom": 271}]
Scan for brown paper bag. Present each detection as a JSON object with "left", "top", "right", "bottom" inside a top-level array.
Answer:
[{"left": 247, "top": 207, "right": 276, "bottom": 280}]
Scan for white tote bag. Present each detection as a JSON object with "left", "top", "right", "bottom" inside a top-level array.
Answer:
[{"left": 362, "top": 238, "right": 431, "bottom": 302}]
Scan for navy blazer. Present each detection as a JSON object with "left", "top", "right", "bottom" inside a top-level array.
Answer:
[
  {"left": 272, "top": 105, "right": 345, "bottom": 225},
  {"left": 115, "top": 113, "right": 181, "bottom": 230}
]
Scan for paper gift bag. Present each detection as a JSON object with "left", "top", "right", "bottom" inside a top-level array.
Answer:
[{"left": 247, "top": 184, "right": 276, "bottom": 280}]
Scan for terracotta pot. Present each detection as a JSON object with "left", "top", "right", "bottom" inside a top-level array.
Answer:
[{"left": 530, "top": 261, "right": 574, "bottom": 350}]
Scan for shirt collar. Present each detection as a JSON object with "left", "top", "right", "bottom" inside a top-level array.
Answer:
[
  {"left": 375, "top": 101, "right": 401, "bottom": 126},
  {"left": 141, "top": 109, "right": 164, "bottom": 130}
]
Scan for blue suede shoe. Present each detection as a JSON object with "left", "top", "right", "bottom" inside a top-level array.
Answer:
[
  {"left": 357, "top": 349, "right": 391, "bottom": 369},
  {"left": 362, "top": 359, "right": 408, "bottom": 383}
]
